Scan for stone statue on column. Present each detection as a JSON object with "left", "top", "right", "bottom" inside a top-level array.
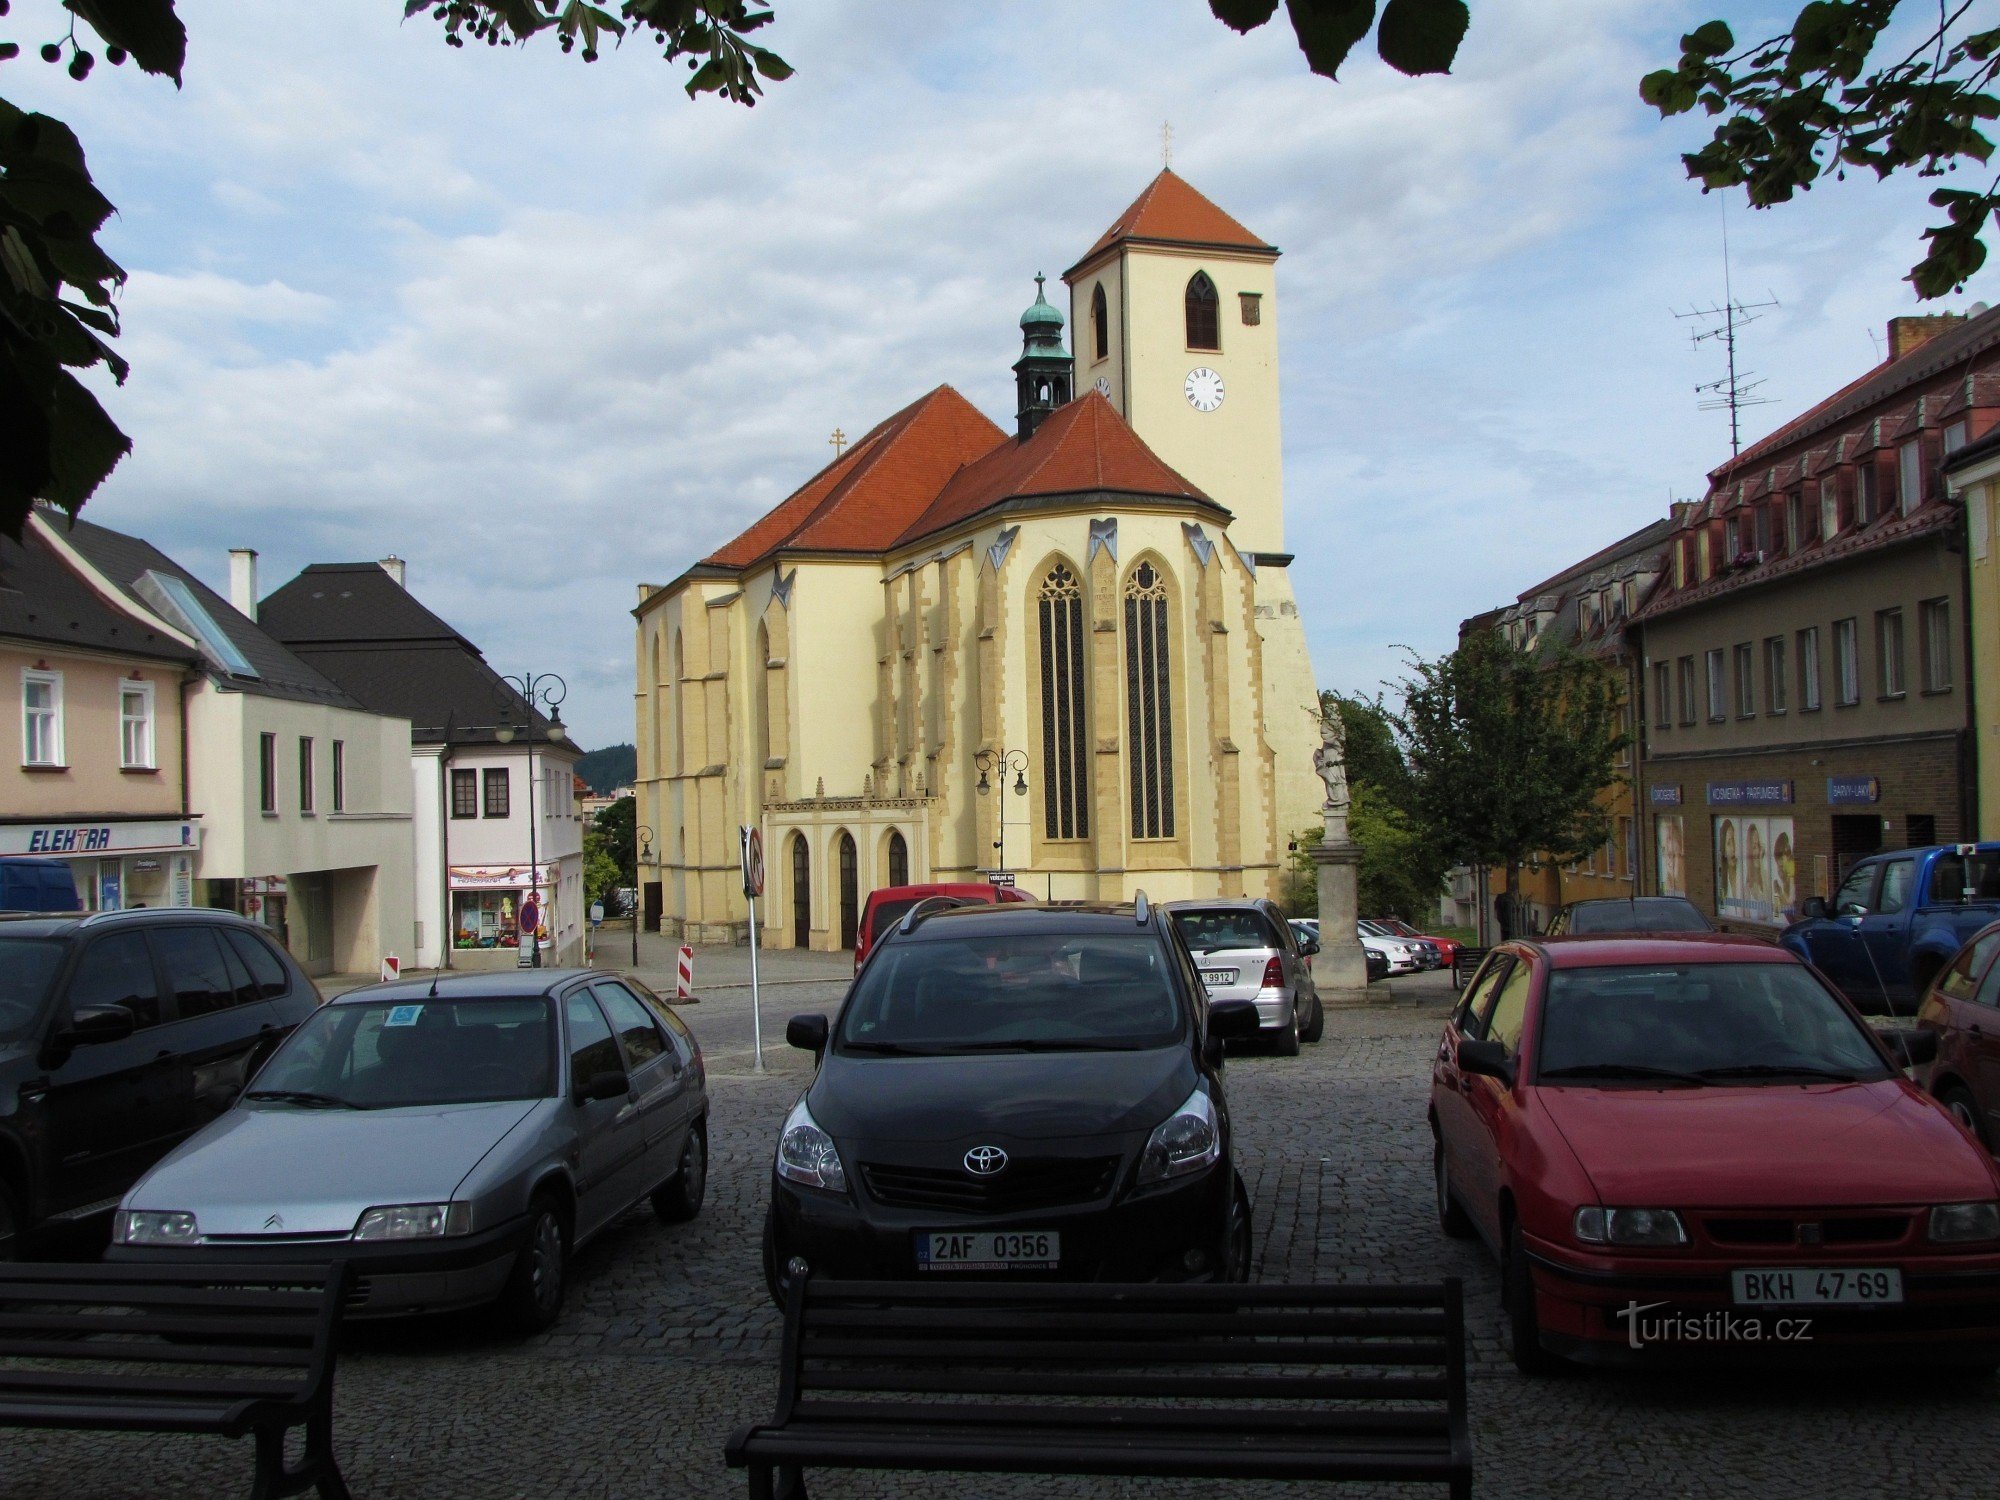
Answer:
[{"left": 1308, "top": 706, "right": 1370, "bottom": 1007}]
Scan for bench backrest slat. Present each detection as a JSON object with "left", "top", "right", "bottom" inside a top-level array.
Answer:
[
  {"left": 805, "top": 1368, "right": 1452, "bottom": 1402},
  {"left": 790, "top": 1399, "right": 1456, "bottom": 1437},
  {"left": 804, "top": 1307, "right": 1448, "bottom": 1338},
  {"left": 802, "top": 1335, "right": 1450, "bottom": 1368}
]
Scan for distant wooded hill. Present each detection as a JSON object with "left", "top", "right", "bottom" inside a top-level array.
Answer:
[{"left": 575, "top": 744, "right": 636, "bottom": 795}]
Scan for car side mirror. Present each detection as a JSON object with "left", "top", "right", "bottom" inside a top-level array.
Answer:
[
  {"left": 1300, "top": 934, "right": 1321, "bottom": 956},
  {"left": 787, "top": 1013, "right": 830, "bottom": 1056},
  {"left": 1800, "top": 896, "right": 1829, "bottom": 920},
  {"left": 1884, "top": 1028, "right": 1939, "bottom": 1069},
  {"left": 56, "top": 1005, "right": 136, "bottom": 1048},
  {"left": 575, "top": 1069, "right": 630, "bottom": 1104},
  {"left": 1208, "top": 999, "right": 1261, "bottom": 1042},
  {"left": 1457, "top": 1037, "right": 1515, "bottom": 1087}
]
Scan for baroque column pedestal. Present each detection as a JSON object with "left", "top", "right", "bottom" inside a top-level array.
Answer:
[{"left": 1310, "top": 830, "right": 1371, "bottom": 1007}]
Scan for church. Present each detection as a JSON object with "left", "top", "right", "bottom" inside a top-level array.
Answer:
[{"left": 632, "top": 171, "right": 1322, "bottom": 947}]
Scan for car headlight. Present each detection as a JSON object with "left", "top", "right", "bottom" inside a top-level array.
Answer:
[
  {"left": 113, "top": 1210, "right": 199, "bottom": 1246},
  {"left": 352, "top": 1202, "right": 471, "bottom": 1240},
  {"left": 776, "top": 1097, "right": 848, "bottom": 1193},
  {"left": 1137, "top": 1085, "right": 1220, "bottom": 1186},
  {"left": 1929, "top": 1202, "right": 2000, "bottom": 1244},
  {"left": 1573, "top": 1206, "right": 1688, "bottom": 1247}
]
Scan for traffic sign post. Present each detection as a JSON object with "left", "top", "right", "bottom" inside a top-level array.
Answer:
[
  {"left": 742, "top": 826, "right": 766, "bottom": 1073},
  {"left": 516, "top": 897, "right": 541, "bottom": 970}
]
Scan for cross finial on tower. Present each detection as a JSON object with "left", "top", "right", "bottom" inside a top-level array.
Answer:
[
  {"left": 829, "top": 428, "right": 848, "bottom": 458},
  {"left": 1161, "top": 120, "right": 1173, "bottom": 169}
]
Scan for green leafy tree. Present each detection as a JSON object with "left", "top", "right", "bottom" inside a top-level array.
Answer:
[
  {"left": 581, "top": 826, "right": 623, "bottom": 909},
  {"left": 1642, "top": 5, "right": 2000, "bottom": 297},
  {"left": 592, "top": 794, "right": 636, "bottom": 887},
  {"left": 1349, "top": 781, "right": 1440, "bottom": 921},
  {"left": 1391, "top": 628, "right": 1628, "bottom": 923},
  {"left": 1, "top": 1, "right": 792, "bottom": 539},
  {"left": 1208, "top": 1, "right": 1471, "bottom": 81}
]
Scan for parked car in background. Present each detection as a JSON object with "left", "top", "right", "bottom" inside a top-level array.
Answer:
[
  {"left": 1374, "top": 917, "right": 1461, "bottom": 968},
  {"left": 854, "top": 883, "right": 1035, "bottom": 972},
  {"left": 1544, "top": 897, "right": 1714, "bottom": 937},
  {"left": 1363, "top": 919, "right": 1441, "bottom": 970},
  {"left": 1432, "top": 935, "right": 1999, "bottom": 1374},
  {"left": 1783, "top": 844, "right": 2000, "bottom": 1014},
  {"left": 1169, "top": 899, "right": 1324, "bottom": 1053},
  {"left": 0, "top": 859, "right": 80, "bottom": 914},
  {"left": 1915, "top": 919, "right": 2000, "bottom": 1149},
  {"left": 111, "top": 969, "right": 708, "bottom": 1332},
  {"left": 1357, "top": 924, "right": 1424, "bottom": 977},
  {"left": 0, "top": 908, "right": 321, "bottom": 1259}
]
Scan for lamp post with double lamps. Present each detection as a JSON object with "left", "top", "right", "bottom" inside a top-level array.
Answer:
[
  {"left": 632, "top": 825, "right": 654, "bottom": 966},
  {"left": 496, "top": 671, "right": 567, "bottom": 968},
  {"left": 973, "top": 746, "right": 1029, "bottom": 878}
]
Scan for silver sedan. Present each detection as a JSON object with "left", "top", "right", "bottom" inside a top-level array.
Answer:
[{"left": 108, "top": 968, "right": 707, "bottom": 1332}]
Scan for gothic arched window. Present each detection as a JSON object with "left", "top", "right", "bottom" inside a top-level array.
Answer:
[
  {"left": 1124, "top": 561, "right": 1175, "bottom": 838},
  {"left": 1091, "top": 283, "right": 1109, "bottom": 362},
  {"left": 887, "top": 829, "right": 909, "bottom": 887},
  {"left": 1038, "top": 563, "right": 1089, "bottom": 840},
  {"left": 1184, "top": 271, "right": 1219, "bottom": 352}
]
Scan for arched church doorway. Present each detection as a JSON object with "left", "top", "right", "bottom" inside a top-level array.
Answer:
[
  {"left": 837, "top": 832, "right": 859, "bottom": 950},
  {"left": 790, "top": 833, "right": 811, "bottom": 950}
]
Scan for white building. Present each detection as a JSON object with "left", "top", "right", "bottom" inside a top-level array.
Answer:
[
  {"left": 260, "top": 560, "right": 584, "bottom": 970},
  {"left": 45, "top": 517, "right": 418, "bottom": 976}
]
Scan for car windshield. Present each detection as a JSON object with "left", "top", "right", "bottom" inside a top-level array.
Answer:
[
  {"left": 1536, "top": 963, "right": 1891, "bottom": 1084},
  {"left": 0, "top": 938, "right": 64, "bottom": 1044},
  {"left": 249, "top": 995, "right": 557, "bottom": 1108},
  {"left": 838, "top": 932, "right": 1183, "bottom": 1054},
  {"left": 1564, "top": 900, "right": 1711, "bottom": 934},
  {"left": 1172, "top": 910, "right": 1278, "bottom": 954}
]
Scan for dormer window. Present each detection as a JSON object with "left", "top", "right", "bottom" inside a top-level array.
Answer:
[{"left": 1185, "top": 272, "right": 1219, "bottom": 351}]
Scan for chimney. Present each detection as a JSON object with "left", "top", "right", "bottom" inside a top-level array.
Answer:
[
  {"left": 228, "top": 549, "right": 258, "bottom": 621},
  {"left": 379, "top": 555, "right": 406, "bottom": 588},
  {"left": 1887, "top": 312, "right": 1966, "bottom": 362}
]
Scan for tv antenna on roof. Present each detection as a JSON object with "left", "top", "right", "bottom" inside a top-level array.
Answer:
[{"left": 1674, "top": 198, "right": 1777, "bottom": 458}]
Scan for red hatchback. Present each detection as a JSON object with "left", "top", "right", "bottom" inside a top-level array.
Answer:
[
  {"left": 1916, "top": 919, "right": 2000, "bottom": 1150},
  {"left": 1431, "top": 935, "right": 2000, "bottom": 1373},
  {"left": 852, "top": 883, "right": 1033, "bottom": 972}
]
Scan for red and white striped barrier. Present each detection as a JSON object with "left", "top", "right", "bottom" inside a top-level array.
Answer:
[{"left": 676, "top": 944, "right": 695, "bottom": 1001}]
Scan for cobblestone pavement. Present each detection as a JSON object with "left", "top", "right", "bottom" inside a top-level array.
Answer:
[{"left": 8, "top": 949, "right": 1996, "bottom": 1499}]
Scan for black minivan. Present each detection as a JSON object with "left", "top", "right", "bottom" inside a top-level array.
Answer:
[
  {"left": 763, "top": 898, "right": 1258, "bottom": 1301},
  {"left": 0, "top": 907, "right": 322, "bottom": 1256}
]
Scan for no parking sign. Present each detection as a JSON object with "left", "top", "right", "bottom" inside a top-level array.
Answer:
[{"left": 740, "top": 826, "right": 765, "bottom": 898}]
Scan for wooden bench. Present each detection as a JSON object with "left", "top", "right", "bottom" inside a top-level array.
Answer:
[
  {"left": 0, "top": 1261, "right": 349, "bottom": 1499},
  {"left": 726, "top": 1276, "right": 1472, "bottom": 1498},
  {"left": 1451, "top": 947, "right": 1490, "bottom": 991}
]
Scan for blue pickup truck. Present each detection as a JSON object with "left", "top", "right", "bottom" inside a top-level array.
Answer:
[{"left": 1780, "top": 843, "right": 2000, "bottom": 1013}]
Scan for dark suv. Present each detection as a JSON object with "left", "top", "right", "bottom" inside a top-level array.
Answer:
[
  {"left": 763, "top": 897, "right": 1260, "bottom": 1302},
  {"left": 0, "top": 908, "right": 322, "bottom": 1256}
]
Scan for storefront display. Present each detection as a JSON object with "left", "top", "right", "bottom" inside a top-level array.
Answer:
[
  {"left": 449, "top": 865, "right": 559, "bottom": 952},
  {"left": 1654, "top": 814, "right": 1685, "bottom": 897},
  {"left": 1714, "top": 814, "right": 1797, "bottom": 925}
]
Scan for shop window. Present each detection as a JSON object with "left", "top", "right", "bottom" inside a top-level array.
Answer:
[
  {"left": 22, "top": 669, "right": 62, "bottom": 766},
  {"left": 120, "top": 682, "right": 155, "bottom": 769},
  {"left": 259, "top": 732, "right": 277, "bottom": 813},
  {"left": 483, "top": 767, "right": 510, "bottom": 818},
  {"left": 455, "top": 889, "right": 522, "bottom": 949},
  {"left": 1184, "top": 272, "right": 1219, "bottom": 351},
  {"left": 451, "top": 768, "right": 477, "bottom": 819},
  {"left": 1920, "top": 598, "right": 1952, "bottom": 691},
  {"left": 1876, "top": 608, "right": 1905, "bottom": 697}
]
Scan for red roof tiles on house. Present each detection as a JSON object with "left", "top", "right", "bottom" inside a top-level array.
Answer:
[
  {"left": 703, "top": 386, "right": 1007, "bottom": 569},
  {"left": 895, "top": 391, "right": 1214, "bottom": 548},
  {"left": 1070, "top": 170, "right": 1275, "bottom": 271}
]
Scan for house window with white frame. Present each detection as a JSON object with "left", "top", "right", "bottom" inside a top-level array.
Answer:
[
  {"left": 1765, "top": 637, "right": 1787, "bottom": 713},
  {"left": 1920, "top": 598, "right": 1953, "bottom": 692},
  {"left": 1899, "top": 439, "right": 1924, "bottom": 513},
  {"left": 1705, "top": 649, "right": 1726, "bottom": 721},
  {"left": 1835, "top": 618, "right": 1861, "bottom": 706},
  {"left": 120, "top": 682, "right": 155, "bottom": 769},
  {"left": 22, "top": 670, "right": 62, "bottom": 766}
]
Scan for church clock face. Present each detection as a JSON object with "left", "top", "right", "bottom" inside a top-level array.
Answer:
[
  {"left": 1093, "top": 375, "right": 1112, "bottom": 398},
  {"left": 1184, "top": 367, "right": 1224, "bottom": 413}
]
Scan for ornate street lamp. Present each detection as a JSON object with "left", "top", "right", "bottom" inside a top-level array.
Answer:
[
  {"left": 499, "top": 671, "right": 567, "bottom": 968},
  {"left": 632, "top": 824, "right": 654, "bottom": 966},
  {"left": 972, "top": 747, "right": 1029, "bottom": 877}
]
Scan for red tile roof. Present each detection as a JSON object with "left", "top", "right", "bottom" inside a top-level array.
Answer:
[
  {"left": 1069, "top": 170, "right": 1275, "bottom": 273},
  {"left": 895, "top": 391, "right": 1212, "bottom": 547},
  {"left": 703, "top": 386, "right": 1006, "bottom": 569}
]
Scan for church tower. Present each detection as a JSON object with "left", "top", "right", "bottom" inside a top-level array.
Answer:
[
  {"left": 1013, "top": 274, "right": 1074, "bottom": 440},
  {"left": 1061, "top": 170, "right": 1284, "bottom": 555}
]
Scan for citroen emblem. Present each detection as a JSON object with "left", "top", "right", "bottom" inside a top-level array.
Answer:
[
  {"left": 263, "top": 1213, "right": 284, "bottom": 1231},
  {"left": 964, "top": 1146, "right": 1008, "bottom": 1176}
]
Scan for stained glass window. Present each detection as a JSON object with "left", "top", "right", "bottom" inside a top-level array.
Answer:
[
  {"left": 1124, "top": 562, "right": 1175, "bottom": 839},
  {"left": 1038, "top": 564, "right": 1089, "bottom": 840}
]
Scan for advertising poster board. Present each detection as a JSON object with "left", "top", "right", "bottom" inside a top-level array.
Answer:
[
  {"left": 1714, "top": 814, "right": 1796, "bottom": 924},
  {"left": 1655, "top": 814, "right": 1685, "bottom": 897}
]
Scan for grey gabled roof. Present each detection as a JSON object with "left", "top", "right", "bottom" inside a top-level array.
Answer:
[
  {"left": 55, "top": 517, "right": 364, "bottom": 709},
  {"left": 0, "top": 526, "right": 197, "bottom": 666},
  {"left": 259, "top": 563, "right": 559, "bottom": 747}
]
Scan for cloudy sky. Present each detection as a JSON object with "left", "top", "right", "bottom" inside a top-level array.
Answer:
[{"left": 14, "top": 0, "right": 1996, "bottom": 749}]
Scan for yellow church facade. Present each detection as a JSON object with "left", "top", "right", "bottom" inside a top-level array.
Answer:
[{"left": 632, "top": 172, "right": 1322, "bottom": 948}]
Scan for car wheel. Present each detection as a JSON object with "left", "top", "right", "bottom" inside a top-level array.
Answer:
[
  {"left": 1300, "top": 995, "right": 1325, "bottom": 1045},
  {"left": 499, "top": 1195, "right": 568, "bottom": 1336},
  {"left": 1433, "top": 1141, "right": 1475, "bottom": 1240},
  {"left": 0, "top": 1181, "right": 19, "bottom": 1263},
  {"left": 1939, "top": 1085, "right": 1992, "bottom": 1152},
  {"left": 1503, "top": 1217, "right": 1563, "bottom": 1377},
  {"left": 1222, "top": 1174, "right": 1253, "bottom": 1282},
  {"left": 1272, "top": 1008, "right": 1301, "bottom": 1058},
  {"left": 651, "top": 1120, "right": 708, "bottom": 1223}
]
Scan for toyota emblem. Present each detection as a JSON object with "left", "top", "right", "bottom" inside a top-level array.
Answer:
[{"left": 964, "top": 1146, "right": 1008, "bottom": 1176}]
